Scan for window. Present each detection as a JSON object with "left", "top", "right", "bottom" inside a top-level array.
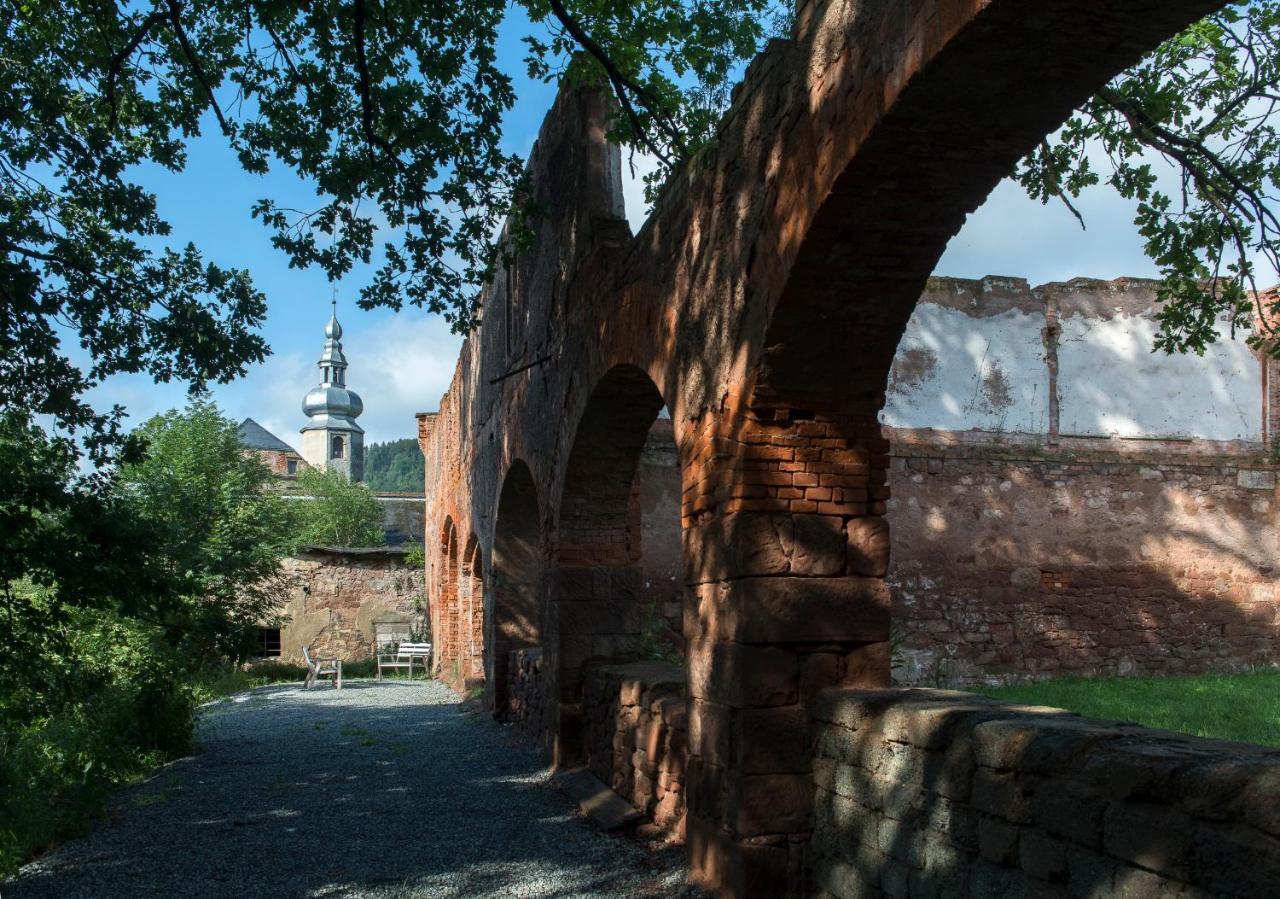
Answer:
[
  {"left": 255, "top": 627, "right": 281, "bottom": 657},
  {"left": 331, "top": 435, "right": 344, "bottom": 459},
  {"left": 286, "top": 459, "right": 298, "bottom": 476}
]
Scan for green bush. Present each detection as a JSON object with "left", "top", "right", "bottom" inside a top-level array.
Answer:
[
  {"left": 295, "top": 467, "right": 386, "bottom": 548},
  {"left": 0, "top": 604, "right": 197, "bottom": 875}
]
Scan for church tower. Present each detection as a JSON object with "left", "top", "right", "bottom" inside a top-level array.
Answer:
[{"left": 301, "top": 301, "right": 365, "bottom": 480}]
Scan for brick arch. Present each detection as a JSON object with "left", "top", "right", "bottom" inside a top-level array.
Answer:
[
  {"left": 490, "top": 459, "right": 544, "bottom": 716},
  {"left": 679, "top": 2, "right": 1228, "bottom": 892},
  {"left": 461, "top": 534, "right": 484, "bottom": 687},
  {"left": 436, "top": 517, "right": 459, "bottom": 678},
  {"left": 547, "top": 364, "right": 668, "bottom": 764},
  {"left": 751, "top": 0, "right": 1222, "bottom": 413},
  {"left": 417, "top": 2, "right": 1236, "bottom": 892}
]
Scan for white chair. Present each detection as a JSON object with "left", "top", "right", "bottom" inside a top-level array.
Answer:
[
  {"left": 302, "top": 645, "right": 342, "bottom": 689},
  {"left": 377, "top": 642, "right": 432, "bottom": 680}
]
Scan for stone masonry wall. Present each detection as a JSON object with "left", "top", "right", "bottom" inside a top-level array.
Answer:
[
  {"left": 505, "top": 648, "right": 548, "bottom": 743},
  {"left": 887, "top": 432, "right": 1280, "bottom": 685},
  {"left": 810, "top": 688, "right": 1280, "bottom": 899},
  {"left": 276, "top": 548, "right": 424, "bottom": 662},
  {"left": 583, "top": 662, "right": 689, "bottom": 839},
  {"left": 412, "top": 0, "right": 1227, "bottom": 891}
]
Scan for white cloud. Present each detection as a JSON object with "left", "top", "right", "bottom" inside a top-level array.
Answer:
[{"left": 211, "top": 313, "right": 463, "bottom": 449}]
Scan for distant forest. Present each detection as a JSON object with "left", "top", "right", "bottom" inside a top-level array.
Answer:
[{"left": 364, "top": 438, "right": 424, "bottom": 493}]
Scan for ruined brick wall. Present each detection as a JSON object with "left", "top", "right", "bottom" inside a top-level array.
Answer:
[
  {"left": 888, "top": 435, "right": 1280, "bottom": 685},
  {"left": 583, "top": 663, "right": 689, "bottom": 839},
  {"left": 412, "top": 0, "right": 1227, "bottom": 891},
  {"left": 885, "top": 275, "right": 1264, "bottom": 441},
  {"left": 810, "top": 688, "right": 1280, "bottom": 898},
  {"left": 504, "top": 648, "right": 547, "bottom": 743},
  {"left": 879, "top": 276, "right": 1277, "bottom": 685},
  {"left": 275, "top": 548, "right": 424, "bottom": 662},
  {"left": 636, "top": 418, "right": 684, "bottom": 647}
]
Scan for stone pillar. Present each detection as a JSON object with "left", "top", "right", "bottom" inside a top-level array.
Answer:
[{"left": 682, "top": 405, "right": 891, "bottom": 897}]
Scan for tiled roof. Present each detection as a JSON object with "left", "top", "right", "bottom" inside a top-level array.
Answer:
[{"left": 236, "top": 418, "right": 299, "bottom": 454}]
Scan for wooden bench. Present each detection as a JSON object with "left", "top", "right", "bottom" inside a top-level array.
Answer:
[
  {"left": 303, "top": 645, "right": 342, "bottom": 689},
  {"left": 377, "top": 642, "right": 432, "bottom": 680}
]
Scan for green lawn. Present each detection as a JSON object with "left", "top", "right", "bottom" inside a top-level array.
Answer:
[{"left": 970, "top": 670, "right": 1280, "bottom": 748}]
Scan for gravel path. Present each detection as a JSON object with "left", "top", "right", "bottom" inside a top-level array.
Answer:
[{"left": 7, "top": 681, "right": 692, "bottom": 898}]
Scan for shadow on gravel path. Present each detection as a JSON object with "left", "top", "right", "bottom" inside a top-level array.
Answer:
[{"left": 6, "top": 681, "right": 692, "bottom": 899}]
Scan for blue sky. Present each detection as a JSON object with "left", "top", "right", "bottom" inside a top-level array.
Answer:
[{"left": 82, "top": 16, "right": 1220, "bottom": 450}]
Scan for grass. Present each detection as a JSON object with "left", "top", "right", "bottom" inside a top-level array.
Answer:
[
  {"left": 970, "top": 669, "right": 1280, "bottom": 747},
  {"left": 192, "top": 658, "right": 430, "bottom": 703}
]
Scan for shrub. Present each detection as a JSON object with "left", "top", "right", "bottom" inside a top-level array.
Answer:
[
  {"left": 0, "top": 602, "right": 197, "bottom": 875},
  {"left": 295, "top": 467, "right": 386, "bottom": 548}
]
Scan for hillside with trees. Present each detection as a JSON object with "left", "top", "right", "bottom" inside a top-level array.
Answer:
[{"left": 364, "top": 439, "right": 425, "bottom": 493}]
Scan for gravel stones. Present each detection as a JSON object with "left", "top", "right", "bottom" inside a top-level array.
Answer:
[{"left": 7, "top": 681, "right": 695, "bottom": 898}]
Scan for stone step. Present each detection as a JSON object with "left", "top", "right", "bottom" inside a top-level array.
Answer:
[{"left": 553, "top": 767, "right": 646, "bottom": 832}]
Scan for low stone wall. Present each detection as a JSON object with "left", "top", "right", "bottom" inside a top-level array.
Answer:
[
  {"left": 810, "top": 688, "right": 1280, "bottom": 898},
  {"left": 505, "top": 648, "right": 547, "bottom": 742},
  {"left": 276, "top": 547, "right": 423, "bottom": 662},
  {"left": 888, "top": 432, "right": 1280, "bottom": 684},
  {"left": 584, "top": 662, "right": 689, "bottom": 838}
]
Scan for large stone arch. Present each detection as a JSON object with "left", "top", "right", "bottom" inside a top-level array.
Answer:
[
  {"left": 489, "top": 459, "right": 545, "bottom": 716},
  {"left": 436, "top": 517, "right": 459, "bottom": 678},
  {"left": 546, "top": 364, "right": 671, "bottom": 764},
  {"left": 416, "top": 2, "right": 1232, "bottom": 893}
]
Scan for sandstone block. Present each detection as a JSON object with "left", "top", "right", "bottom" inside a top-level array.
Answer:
[
  {"left": 710, "top": 576, "right": 890, "bottom": 644},
  {"left": 1103, "top": 803, "right": 1192, "bottom": 880},
  {"left": 971, "top": 769, "right": 1033, "bottom": 824},
  {"left": 734, "top": 773, "right": 813, "bottom": 837},
  {"left": 979, "top": 817, "right": 1019, "bottom": 865},
  {"left": 738, "top": 705, "right": 811, "bottom": 774},
  {"left": 688, "top": 643, "right": 798, "bottom": 707},
  {"left": 846, "top": 516, "right": 891, "bottom": 577},
  {"left": 1020, "top": 828, "right": 1067, "bottom": 881}
]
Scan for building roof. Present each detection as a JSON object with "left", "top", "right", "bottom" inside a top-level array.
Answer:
[{"left": 237, "top": 418, "right": 299, "bottom": 454}]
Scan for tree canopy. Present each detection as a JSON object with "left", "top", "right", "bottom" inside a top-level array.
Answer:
[
  {"left": 364, "top": 438, "right": 425, "bottom": 493},
  {"left": 116, "top": 396, "right": 298, "bottom": 655},
  {"left": 5, "top": 0, "right": 1280, "bottom": 616},
  {"left": 295, "top": 467, "right": 386, "bottom": 548}
]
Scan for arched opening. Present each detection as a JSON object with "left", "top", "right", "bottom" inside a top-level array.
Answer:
[
  {"left": 490, "top": 460, "right": 544, "bottom": 719},
  {"left": 461, "top": 536, "right": 483, "bottom": 686},
  {"left": 683, "top": 2, "right": 1230, "bottom": 890},
  {"left": 331, "top": 434, "right": 345, "bottom": 460},
  {"left": 548, "top": 364, "right": 681, "bottom": 763},
  {"left": 436, "top": 517, "right": 459, "bottom": 679}
]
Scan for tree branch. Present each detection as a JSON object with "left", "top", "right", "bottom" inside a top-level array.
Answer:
[
  {"left": 103, "top": 9, "right": 164, "bottom": 130},
  {"left": 163, "top": 0, "right": 230, "bottom": 135},
  {"left": 544, "top": 0, "right": 685, "bottom": 165},
  {"left": 351, "top": 0, "right": 401, "bottom": 170}
]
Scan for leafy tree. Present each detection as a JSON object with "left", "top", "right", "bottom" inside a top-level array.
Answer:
[
  {"left": 6, "top": 0, "right": 1280, "bottom": 630},
  {"left": 117, "top": 395, "right": 299, "bottom": 657},
  {"left": 295, "top": 467, "right": 386, "bottom": 548},
  {"left": 1020, "top": 2, "right": 1280, "bottom": 354},
  {"left": 364, "top": 438, "right": 425, "bottom": 493}
]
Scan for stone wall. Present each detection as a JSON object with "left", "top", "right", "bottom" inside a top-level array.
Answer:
[
  {"left": 374, "top": 494, "right": 426, "bottom": 544},
  {"left": 887, "top": 432, "right": 1279, "bottom": 685},
  {"left": 810, "top": 688, "right": 1280, "bottom": 899},
  {"left": 883, "top": 276, "right": 1265, "bottom": 442},
  {"left": 504, "top": 647, "right": 548, "bottom": 743},
  {"left": 410, "top": 0, "right": 1226, "bottom": 890},
  {"left": 583, "top": 662, "right": 689, "bottom": 838},
  {"left": 275, "top": 547, "right": 424, "bottom": 662}
]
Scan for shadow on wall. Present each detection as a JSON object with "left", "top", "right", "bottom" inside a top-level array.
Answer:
[
  {"left": 810, "top": 687, "right": 1280, "bottom": 897},
  {"left": 887, "top": 445, "right": 1278, "bottom": 685},
  {"left": 490, "top": 460, "right": 544, "bottom": 714}
]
